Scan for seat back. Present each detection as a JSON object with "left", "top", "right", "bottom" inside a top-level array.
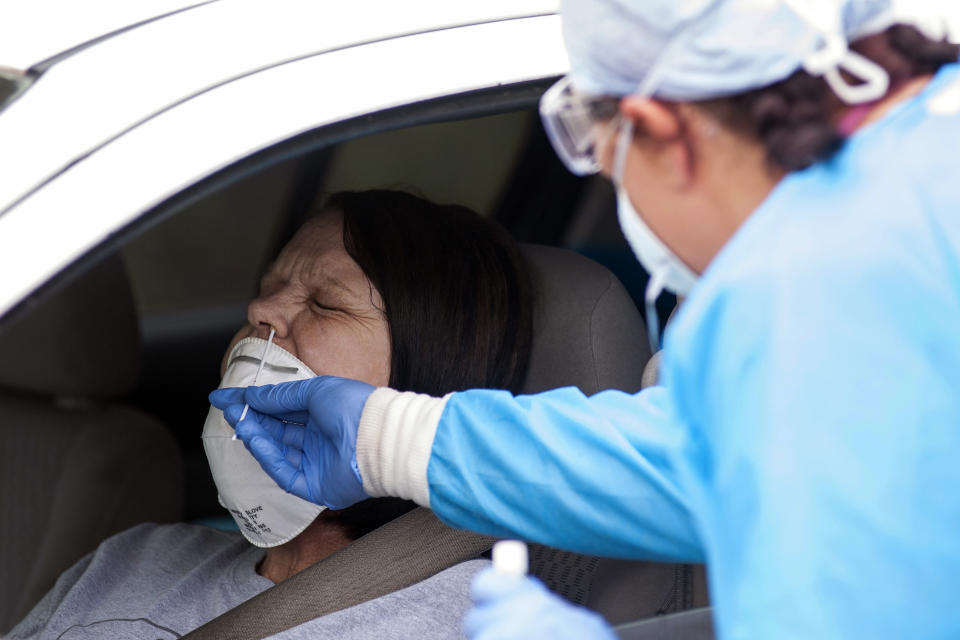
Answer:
[
  {"left": 520, "top": 245, "right": 708, "bottom": 624},
  {"left": 186, "top": 245, "right": 704, "bottom": 640},
  {"left": 522, "top": 244, "right": 651, "bottom": 395},
  {"left": 0, "top": 256, "right": 183, "bottom": 631}
]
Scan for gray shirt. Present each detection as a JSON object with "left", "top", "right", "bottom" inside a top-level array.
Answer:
[{"left": 9, "top": 522, "right": 487, "bottom": 639}]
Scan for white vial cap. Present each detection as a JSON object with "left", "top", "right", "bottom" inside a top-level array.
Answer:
[{"left": 492, "top": 540, "right": 528, "bottom": 576}]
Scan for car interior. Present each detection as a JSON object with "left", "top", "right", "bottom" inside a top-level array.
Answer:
[{"left": 0, "top": 81, "right": 709, "bottom": 637}]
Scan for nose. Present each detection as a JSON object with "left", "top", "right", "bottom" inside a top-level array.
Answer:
[{"left": 247, "top": 292, "right": 291, "bottom": 341}]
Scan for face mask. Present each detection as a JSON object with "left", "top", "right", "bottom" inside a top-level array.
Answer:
[
  {"left": 202, "top": 337, "right": 324, "bottom": 547},
  {"left": 612, "top": 119, "right": 698, "bottom": 352}
]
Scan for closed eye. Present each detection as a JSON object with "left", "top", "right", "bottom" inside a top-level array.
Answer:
[{"left": 311, "top": 299, "right": 339, "bottom": 312}]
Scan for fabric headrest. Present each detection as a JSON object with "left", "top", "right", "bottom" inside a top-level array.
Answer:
[
  {"left": 521, "top": 245, "right": 651, "bottom": 395},
  {"left": 0, "top": 255, "right": 140, "bottom": 398}
]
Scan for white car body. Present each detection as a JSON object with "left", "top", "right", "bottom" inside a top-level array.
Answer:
[{"left": 0, "top": 0, "right": 567, "bottom": 320}]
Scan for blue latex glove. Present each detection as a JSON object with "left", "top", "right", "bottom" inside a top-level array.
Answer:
[
  {"left": 209, "top": 376, "right": 374, "bottom": 510},
  {"left": 464, "top": 569, "right": 616, "bottom": 640}
]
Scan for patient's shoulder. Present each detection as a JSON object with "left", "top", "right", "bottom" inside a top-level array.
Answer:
[
  {"left": 112, "top": 521, "right": 242, "bottom": 549},
  {"left": 98, "top": 522, "right": 242, "bottom": 563},
  {"left": 10, "top": 523, "right": 259, "bottom": 639}
]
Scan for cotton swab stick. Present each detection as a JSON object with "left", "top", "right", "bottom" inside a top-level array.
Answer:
[{"left": 233, "top": 327, "right": 276, "bottom": 440}]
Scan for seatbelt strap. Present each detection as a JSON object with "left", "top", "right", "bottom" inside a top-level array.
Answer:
[{"left": 182, "top": 507, "right": 494, "bottom": 640}]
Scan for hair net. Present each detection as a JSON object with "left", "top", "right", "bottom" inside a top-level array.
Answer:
[{"left": 561, "top": 0, "right": 956, "bottom": 100}]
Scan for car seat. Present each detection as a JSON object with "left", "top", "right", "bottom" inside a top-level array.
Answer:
[
  {"left": 0, "top": 256, "right": 183, "bottom": 631},
  {"left": 520, "top": 246, "right": 708, "bottom": 624},
  {"left": 184, "top": 245, "right": 706, "bottom": 640}
]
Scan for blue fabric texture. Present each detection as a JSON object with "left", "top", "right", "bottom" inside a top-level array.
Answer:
[{"left": 428, "top": 64, "right": 960, "bottom": 639}]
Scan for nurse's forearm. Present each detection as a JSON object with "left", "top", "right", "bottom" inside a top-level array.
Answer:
[
  {"left": 355, "top": 386, "right": 703, "bottom": 562},
  {"left": 355, "top": 388, "right": 450, "bottom": 507}
]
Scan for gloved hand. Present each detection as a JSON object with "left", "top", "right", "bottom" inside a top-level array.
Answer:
[
  {"left": 209, "top": 376, "right": 375, "bottom": 510},
  {"left": 464, "top": 569, "right": 617, "bottom": 640}
]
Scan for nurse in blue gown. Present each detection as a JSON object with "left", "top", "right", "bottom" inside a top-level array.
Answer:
[{"left": 211, "top": 1, "right": 960, "bottom": 637}]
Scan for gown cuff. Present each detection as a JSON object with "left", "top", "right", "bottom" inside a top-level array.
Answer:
[{"left": 355, "top": 387, "right": 451, "bottom": 507}]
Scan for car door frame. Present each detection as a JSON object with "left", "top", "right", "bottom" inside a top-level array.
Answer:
[{"left": 0, "top": 13, "right": 567, "bottom": 326}]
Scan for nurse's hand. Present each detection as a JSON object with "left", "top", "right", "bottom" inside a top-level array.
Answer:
[
  {"left": 464, "top": 569, "right": 616, "bottom": 640},
  {"left": 209, "top": 376, "right": 374, "bottom": 510}
]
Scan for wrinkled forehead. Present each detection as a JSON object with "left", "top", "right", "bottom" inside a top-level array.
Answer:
[
  {"left": 268, "top": 210, "right": 371, "bottom": 294},
  {"left": 284, "top": 209, "right": 344, "bottom": 256}
]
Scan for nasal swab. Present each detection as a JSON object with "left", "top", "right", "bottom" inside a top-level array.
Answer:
[
  {"left": 233, "top": 327, "right": 276, "bottom": 440},
  {"left": 492, "top": 540, "right": 528, "bottom": 576}
]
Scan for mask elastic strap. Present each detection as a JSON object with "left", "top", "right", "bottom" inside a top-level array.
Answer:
[
  {"left": 644, "top": 269, "right": 667, "bottom": 354},
  {"left": 614, "top": 117, "right": 671, "bottom": 354},
  {"left": 611, "top": 117, "right": 633, "bottom": 187}
]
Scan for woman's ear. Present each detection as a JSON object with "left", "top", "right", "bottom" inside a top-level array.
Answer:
[{"left": 619, "top": 96, "right": 694, "bottom": 188}]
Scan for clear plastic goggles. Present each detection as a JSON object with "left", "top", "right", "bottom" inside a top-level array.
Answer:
[{"left": 539, "top": 76, "right": 620, "bottom": 176}]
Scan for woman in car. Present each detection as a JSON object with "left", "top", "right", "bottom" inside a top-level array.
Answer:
[
  {"left": 216, "top": 2, "right": 960, "bottom": 638},
  {"left": 10, "top": 189, "right": 533, "bottom": 640}
]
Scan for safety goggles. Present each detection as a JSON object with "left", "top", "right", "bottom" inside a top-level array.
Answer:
[{"left": 539, "top": 76, "right": 621, "bottom": 176}]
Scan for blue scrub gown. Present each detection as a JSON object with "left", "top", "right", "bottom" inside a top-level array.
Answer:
[{"left": 427, "top": 64, "right": 960, "bottom": 639}]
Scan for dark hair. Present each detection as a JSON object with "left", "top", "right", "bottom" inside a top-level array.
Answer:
[
  {"left": 314, "top": 189, "right": 534, "bottom": 538},
  {"left": 328, "top": 189, "right": 533, "bottom": 396},
  {"left": 698, "top": 25, "right": 960, "bottom": 172}
]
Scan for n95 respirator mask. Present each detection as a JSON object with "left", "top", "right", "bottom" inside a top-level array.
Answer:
[{"left": 202, "top": 337, "right": 324, "bottom": 547}]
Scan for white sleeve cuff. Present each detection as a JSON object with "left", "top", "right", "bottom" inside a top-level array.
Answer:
[{"left": 355, "top": 387, "right": 451, "bottom": 508}]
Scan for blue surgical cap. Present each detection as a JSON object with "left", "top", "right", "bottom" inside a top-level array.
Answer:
[{"left": 560, "top": 0, "right": 898, "bottom": 99}]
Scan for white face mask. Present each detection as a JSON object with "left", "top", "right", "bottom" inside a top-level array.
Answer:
[
  {"left": 202, "top": 337, "right": 324, "bottom": 548},
  {"left": 612, "top": 119, "right": 698, "bottom": 352}
]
